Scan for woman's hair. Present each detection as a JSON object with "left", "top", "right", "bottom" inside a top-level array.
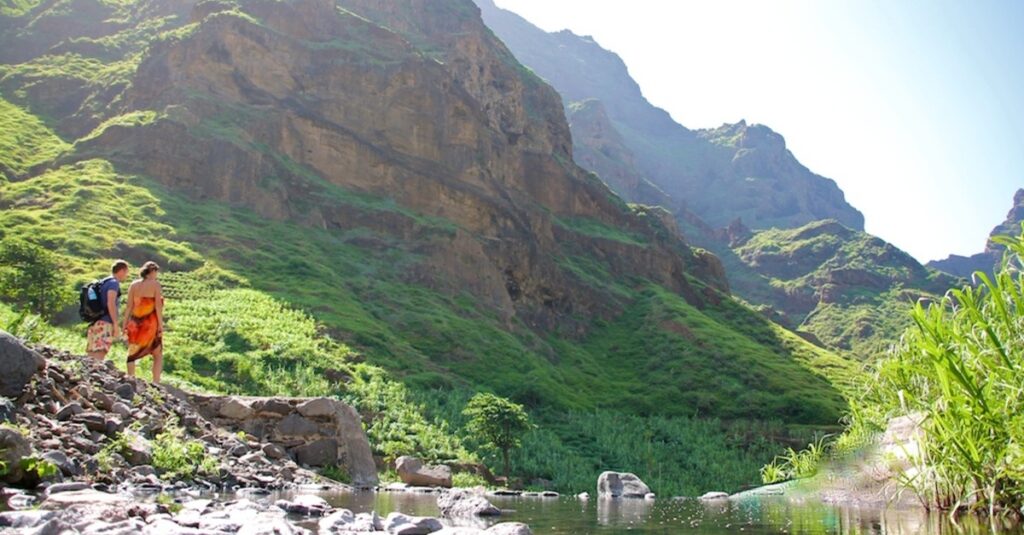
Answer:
[{"left": 140, "top": 261, "right": 160, "bottom": 279}]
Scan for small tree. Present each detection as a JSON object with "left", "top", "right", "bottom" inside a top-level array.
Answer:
[
  {"left": 462, "top": 392, "right": 532, "bottom": 480},
  {"left": 0, "top": 239, "right": 70, "bottom": 319}
]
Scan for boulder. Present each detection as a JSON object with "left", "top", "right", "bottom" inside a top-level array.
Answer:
[
  {"left": 396, "top": 456, "right": 452, "bottom": 488},
  {"left": 0, "top": 427, "right": 32, "bottom": 485},
  {"left": 40, "top": 489, "right": 131, "bottom": 508},
  {"left": 114, "top": 382, "right": 135, "bottom": 401},
  {"left": 55, "top": 402, "right": 84, "bottom": 421},
  {"left": 437, "top": 489, "right": 501, "bottom": 517},
  {"left": 699, "top": 491, "right": 729, "bottom": 501},
  {"left": 384, "top": 512, "right": 443, "bottom": 535},
  {"left": 125, "top": 432, "right": 154, "bottom": 466},
  {"left": 293, "top": 438, "right": 337, "bottom": 467},
  {"left": 0, "top": 510, "right": 58, "bottom": 529},
  {"left": 220, "top": 398, "right": 255, "bottom": 419},
  {"left": 597, "top": 471, "right": 651, "bottom": 498},
  {"left": 274, "top": 495, "right": 332, "bottom": 516},
  {"left": 41, "top": 450, "right": 78, "bottom": 477},
  {"left": 0, "top": 330, "right": 45, "bottom": 398},
  {"left": 277, "top": 414, "right": 319, "bottom": 437},
  {"left": 317, "top": 509, "right": 355, "bottom": 532},
  {"left": 296, "top": 397, "right": 336, "bottom": 418}
]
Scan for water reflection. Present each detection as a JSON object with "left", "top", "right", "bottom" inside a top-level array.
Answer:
[{"left": 292, "top": 490, "right": 1020, "bottom": 534}]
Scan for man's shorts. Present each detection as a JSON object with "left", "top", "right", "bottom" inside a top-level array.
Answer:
[{"left": 87, "top": 320, "right": 115, "bottom": 354}]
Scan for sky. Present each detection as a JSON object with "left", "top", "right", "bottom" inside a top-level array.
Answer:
[{"left": 493, "top": 0, "right": 1024, "bottom": 262}]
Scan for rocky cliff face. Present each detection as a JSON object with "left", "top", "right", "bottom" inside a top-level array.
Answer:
[
  {"left": 475, "top": 0, "right": 864, "bottom": 232},
  {"left": 928, "top": 188, "right": 1024, "bottom": 278},
  {"left": 59, "top": 0, "right": 725, "bottom": 331}
]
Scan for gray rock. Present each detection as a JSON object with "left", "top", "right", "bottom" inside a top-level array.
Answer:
[
  {"left": 384, "top": 512, "right": 443, "bottom": 535},
  {"left": 274, "top": 494, "right": 332, "bottom": 516},
  {"left": 40, "top": 489, "right": 131, "bottom": 508},
  {"left": 220, "top": 398, "right": 255, "bottom": 419},
  {"left": 93, "top": 391, "right": 115, "bottom": 411},
  {"left": 396, "top": 456, "right": 452, "bottom": 488},
  {"left": 0, "top": 397, "right": 16, "bottom": 424},
  {"left": 125, "top": 432, "right": 153, "bottom": 466},
  {"left": 293, "top": 438, "right": 337, "bottom": 467},
  {"left": 41, "top": 450, "right": 78, "bottom": 477},
  {"left": 114, "top": 383, "right": 135, "bottom": 401},
  {"left": 263, "top": 443, "right": 288, "bottom": 460},
  {"left": 111, "top": 401, "right": 133, "bottom": 419},
  {"left": 597, "top": 471, "right": 651, "bottom": 498},
  {"left": 74, "top": 412, "right": 108, "bottom": 432},
  {"left": 317, "top": 509, "right": 355, "bottom": 532},
  {"left": 237, "top": 513, "right": 309, "bottom": 535},
  {"left": 277, "top": 414, "right": 319, "bottom": 437},
  {"left": 433, "top": 529, "right": 483, "bottom": 535},
  {"left": 576, "top": 492, "right": 589, "bottom": 500},
  {"left": 0, "top": 427, "right": 32, "bottom": 485},
  {"left": 485, "top": 524, "right": 532, "bottom": 535},
  {"left": 699, "top": 491, "right": 729, "bottom": 501},
  {"left": 44, "top": 482, "right": 89, "bottom": 496},
  {"left": 252, "top": 399, "right": 292, "bottom": 416},
  {"left": 437, "top": 489, "right": 501, "bottom": 517},
  {"left": 55, "top": 402, "right": 84, "bottom": 421},
  {"left": 0, "top": 330, "right": 46, "bottom": 398},
  {"left": 296, "top": 398, "right": 337, "bottom": 418},
  {"left": 0, "top": 510, "right": 58, "bottom": 528}
]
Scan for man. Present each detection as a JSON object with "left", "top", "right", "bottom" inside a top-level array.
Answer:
[{"left": 86, "top": 260, "right": 129, "bottom": 360}]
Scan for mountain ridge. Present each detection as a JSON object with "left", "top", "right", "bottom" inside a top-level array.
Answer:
[{"left": 928, "top": 188, "right": 1024, "bottom": 278}]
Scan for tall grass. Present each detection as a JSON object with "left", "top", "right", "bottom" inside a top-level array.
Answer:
[{"left": 799, "top": 224, "right": 1024, "bottom": 513}]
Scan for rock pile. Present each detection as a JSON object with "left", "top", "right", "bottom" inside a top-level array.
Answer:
[{"left": 0, "top": 333, "right": 336, "bottom": 492}]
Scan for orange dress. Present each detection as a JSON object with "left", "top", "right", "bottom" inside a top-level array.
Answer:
[{"left": 126, "top": 296, "right": 162, "bottom": 363}]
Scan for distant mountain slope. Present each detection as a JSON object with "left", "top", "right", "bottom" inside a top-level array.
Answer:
[
  {"left": 476, "top": 0, "right": 961, "bottom": 361},
  {"left": 476, "top": 0, "right": 863, "bottom": 231},
  {"left": 928, "top": 189, "right": 1024, "bottom": 278}
]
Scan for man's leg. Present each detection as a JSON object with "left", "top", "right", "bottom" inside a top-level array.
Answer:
[{"left": 86, "top": 322, "right": 111, "bottom": 360}]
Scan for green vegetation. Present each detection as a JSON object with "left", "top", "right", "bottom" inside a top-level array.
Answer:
[
  {"left": 760, "top": 436, "right": 827, "bottom": 484},
  {"left": 0, "top": 238, "right": 72, "bottom": 318},
  {"left": 775, "top": 225, "right": 1024, "bottom": 513},
  {"left": 463, "top": 393, "right": 532, "bottom": 479},
  {"left": 151, "top": 419, "right": 219, "bottom": 480},
  {"left": 0, "top": 97, "right": 70, "bottom": 175},
  {"left": 555, "top": 216, "right": 647, "bottom": 246}
]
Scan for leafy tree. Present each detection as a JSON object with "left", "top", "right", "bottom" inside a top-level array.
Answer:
[
  {"left": 0, "top": 239, "right": 70, "bottom": 318},
  {"left": 462, "top": 392, "right": 532, "bottom": 480}
]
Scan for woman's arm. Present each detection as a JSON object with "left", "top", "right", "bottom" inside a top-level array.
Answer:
[{"left": 122, "top": 283, "right": 135, "bottom": 331}]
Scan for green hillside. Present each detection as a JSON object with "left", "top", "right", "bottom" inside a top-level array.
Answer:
[{"left": 0, "top": 0, "right": 858, "bottom": 496}]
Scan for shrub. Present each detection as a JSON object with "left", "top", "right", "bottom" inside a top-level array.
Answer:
[{"left": 0, "top": 238, "right": 72, "bottom": 319}]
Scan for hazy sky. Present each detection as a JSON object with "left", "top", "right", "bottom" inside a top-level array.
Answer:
[{"left": 493, "top": 0, "right": 1023, "bottom": 262}]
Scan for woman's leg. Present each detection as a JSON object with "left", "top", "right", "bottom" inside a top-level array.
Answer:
[{"left": 152, "top": 347, "right": 163, "bottom": 384}]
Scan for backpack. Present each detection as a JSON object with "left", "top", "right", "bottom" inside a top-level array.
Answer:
[{"left": 78, "top": 277, "right": 110, "bottom": 323}]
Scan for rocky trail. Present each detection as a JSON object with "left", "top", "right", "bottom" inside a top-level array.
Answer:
[{"left": 0, "top": 331, "right": 535, "bottom": 534}]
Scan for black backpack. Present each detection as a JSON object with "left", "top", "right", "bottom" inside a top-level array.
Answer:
[{"left": 78, "top": 277, "right": 110, "bottom": 323}]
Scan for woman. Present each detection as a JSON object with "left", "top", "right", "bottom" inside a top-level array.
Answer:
[{"left": 123, "top": 261, "right": 164, "bottom": 383}]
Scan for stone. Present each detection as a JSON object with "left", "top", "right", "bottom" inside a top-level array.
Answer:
[
  {"left": 74, "top": 412, "right": 108, "bottom": 433},
  {"left": 274, "top": 494, "right": 332, "bottom": 516},
  {"left": 114, "top": 383, "right": 136, "bottom": 401},
  {"left": 699, "top": 491, "right": 729, "bottom": 501},
  {"left": 293, "top": 438, "right": 337, "bottom": 467},
  {"left": 437, "top": 489, "right": 501, "bottom": 517},
  {"left": 433, "top": 529, "right": 482, "bottom": 535},
  {"left": 93, "top": 391, "right": 115, "bottom": 411},
  {"left": 220, "top": 398, "right": 255, "bottom": 419},
  {"left": 384, "top": 512, "right": 443, "bottom": 535},
  {"left": 40, "top": 489, "right": 131, "bottom": 508},
  {"left": 396, "top": 456, "right": 453, "bottom": 488},
  {"left": 55, "top": 402, "right": 84, "bottom": 421},
  {"left": 644, "top": 493, "right": 656, "bottom": 500},
  {"left": 296, "top": 398, "right": 338, "bottom": 418},
  {"left": 597, "top": 471, "right": 651, "bottom": 498},
  {"left": 0, "top": 510, "right": 58, "bottom": 529},
  {"left": 317, "top": 509, "right": 355, "bottom": 532},
  {"left": 0, "top": 397, "right": 16, "bottom": 424},
  {"left": 576, "top": 492, "right": 589, "bottom": 500},
  {"left": 111, "top": 402, "right": 133, "bottom": 419},
  {"left": 41, "top": 450, "right": 77, "bottom": 477},
  {"left": 277, "top": 414, "right": 319, "bottom": 437},
  {"left": 44, "top": 482, "right": 89, "bottom": 496},
  {"left": 252, "top": 399, "right": 292, "bottom": 416},
  {"left": 237, "top": 514, "right": 308, "bottom": 535},
  {"left": 0, "top": 427, "right": 32, "bottom": 485},
  {"left": 485, "top": 524, "right": 532, "bottom": 535},
  {"left": 125, "top": 433, "right": 154, "bottom": 466},
  {"left": 0, "top": 330, "right": 46, "bottom": 398},
  {"left": 262, "top": 443, "right": 288, "bottom": 460}
]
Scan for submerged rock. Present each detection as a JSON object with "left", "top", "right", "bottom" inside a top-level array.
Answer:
[{"left": 437, "top": 489, "right": 501, "bottom": 517}]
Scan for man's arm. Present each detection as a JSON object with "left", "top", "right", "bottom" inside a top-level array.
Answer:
[{"left": 107, "top": 288, "right": 120, "bottom": 337}]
